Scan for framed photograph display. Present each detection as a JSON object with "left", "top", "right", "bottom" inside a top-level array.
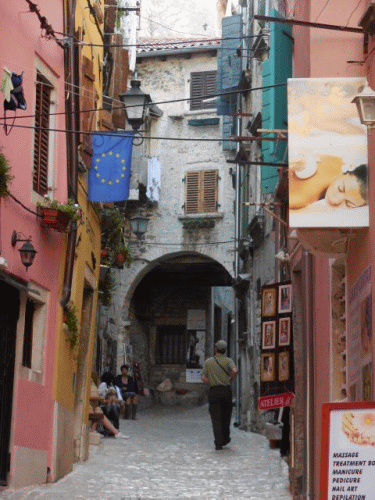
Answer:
[
  {"left": 261, "top": 353, "right": 275, "bottom": 382},
  {"left": 262, "top": 287, "right": 277, "bottom": 317},
  {"left": 278, "top": 351, "right": 290, "bottom": 382},
  {"left": 278, "top": 317, "right": 291, "bottom": 346},
  {"left": 262, "top": 321, "right": 276, "bottom": 349},
  {"left": 278, "top": 284, "right": 292, "bottom": 313}
]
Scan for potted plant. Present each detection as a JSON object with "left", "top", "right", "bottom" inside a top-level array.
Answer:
[
  {"left": 37, "top": 196, "right": 84, "bottom": 232},
  {"left": 63, "top": 303, "right": 80, "bottom": 352},
  {"left": 182, "top": 217, "right": 215, "bottom": 231},
  {"left": 114, "top": 243, "right": 133, "bottom": 268},
  {"left": 0, "top": 149, "right": 13, "bottom": 198}
]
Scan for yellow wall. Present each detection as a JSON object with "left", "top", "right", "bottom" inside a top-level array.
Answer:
[
  {"left": 76, "top": 0, "right": 104, "bottom": 109},
  {"left": 53, "top": 0, "right": 103, "bottom": 412},
  {"left": 53, "top": 193, "right": 101, "bottom": 411}
]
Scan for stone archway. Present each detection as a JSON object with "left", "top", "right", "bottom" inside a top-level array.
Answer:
[{"left": 117, "top": 251, "right": 234, "bottom": 407}]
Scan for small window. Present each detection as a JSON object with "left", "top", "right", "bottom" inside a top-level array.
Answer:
[
  {"left": 185, "top": 169, "right": 218, "bottom": 214},
  {"left": 156, "top": 326, "right": 186, "bottom": 364},
  {"left": 33, "top": 72, "right": 52, "bottom": 196},
  {"left": 190, "top": 71, "right": 217, "bottom": 111}
]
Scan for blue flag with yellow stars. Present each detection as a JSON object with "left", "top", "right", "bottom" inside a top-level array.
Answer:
[{"left": 88, "top": 132, "right": 134, "bottom": 202}]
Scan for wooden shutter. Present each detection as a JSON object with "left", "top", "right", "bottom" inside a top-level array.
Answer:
[
  {"left": 33, "top": 72, "right": 51, "bottom": 195},
  {"left": 80, "top": 56, "right": 96, "bottom": 168},
  {"left": 190, "top": 71, "right": 217, "bottom": 111},
  {"left": 185, "top": 171, "right": 200, "bottom": 214},
  {"left": 185, "top": 170, "right": 218, "bottom": 214},
  {"left": 202, "top": 170, "right": 218, "bottom": 213}
]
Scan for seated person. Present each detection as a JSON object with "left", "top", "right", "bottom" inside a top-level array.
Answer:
[
  {"left": 115, "top": 364, "right": 139, "bottom": 420},
  {"left": 98, "top": 372, "right": 123, "bottom": 430}
]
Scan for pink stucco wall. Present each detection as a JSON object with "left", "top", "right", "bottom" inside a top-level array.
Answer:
[
  {"left": 292, "top": 1, "right": 371, "bottom": 497},
  {"left": 0, "top": 0, "right": 67, "bottom": 467}
]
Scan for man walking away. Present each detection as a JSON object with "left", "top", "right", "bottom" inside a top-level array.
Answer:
[{"left": 201, "top": 340, "right": 238, "bottom": 450}]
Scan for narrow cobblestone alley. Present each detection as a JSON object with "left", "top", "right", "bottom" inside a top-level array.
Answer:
[{"left": 0, "top": 405, "right": 291, "bottom": 500}]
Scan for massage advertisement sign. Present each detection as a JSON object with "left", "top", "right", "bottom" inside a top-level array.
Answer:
[
  {"left": 320, "top": 402, "right": 375, "bottom": 500},
  {"left": 288, "top": 77, "right": 368, "bottom": 228}
]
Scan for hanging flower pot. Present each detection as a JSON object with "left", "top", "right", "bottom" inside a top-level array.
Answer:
[
  {"left": 37, "top": 197, "right": 84, "bottom": 232},
  {"left": 101, "top": 247, "right": 110, "bottom": 257},
  {"left": 37, "top": 206, "right": 71, "bottom": 232},
  {"left": 113, "top": 244, "right": 133, "bottom": 268}
]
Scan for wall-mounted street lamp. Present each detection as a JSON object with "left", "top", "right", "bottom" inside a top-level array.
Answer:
[
  {"left": 352, "top": 85, "right": 375, "bottom": 128},
  {"left": 130, "top": 210, "right": 149, "bottom": 238},
  {"left": 11, "top": 231, "right": 37, "bottom": 269},
  {"left": 119, "top": 80, "right": 151, "bottom": 145}
]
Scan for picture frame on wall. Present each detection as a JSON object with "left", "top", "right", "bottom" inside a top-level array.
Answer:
[
  {"left": 262, "top": 321, "right": 276, "bottom": 349},
  {"left": 262, "top": 287, "right": 277, "bottom": 317},
  {"left": 278, "top": 284, "right": 292, "bottom": 314},
  {"left": 261, "top": 353, "right": 275, "bottom": 382},
  {"left": 278, "top": 317, "right": 291, "bottom": 346},
  {"left": 278, "top": 351, "right": 290, "bottom": 382}
]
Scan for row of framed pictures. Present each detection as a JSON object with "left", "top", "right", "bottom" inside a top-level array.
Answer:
[
  {"left": 262, "top": 317, "right": 291, "bottom": 349},
  {"left": 262, "top": 283, "right": 292, "bottom": 317},
  {"left": 261, "top": 351, "right": 290, "bottom": 383}
]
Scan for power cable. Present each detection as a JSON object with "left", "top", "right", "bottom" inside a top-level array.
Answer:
[
  {"left": 314, "top": 0, "right": 332, "bottom": 22},
  {"left": 0, "top": 82, "right": 287, "bottom": 122},
  {"left": 345, "top": 0, "right": 363, "bottom": 27}
]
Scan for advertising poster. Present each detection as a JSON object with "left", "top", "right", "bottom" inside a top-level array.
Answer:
[
  {"left": 321, "top": 402, "right": 375, "bottom": 500},
  {"left": 186, "top": 330, "right": 205, "bottom": 383},
  {"left": 348, "top": 266, "right": 372, "bottom": 401},
  {"left": 288, "top": 77, "right": 368, "bottom": 228}
]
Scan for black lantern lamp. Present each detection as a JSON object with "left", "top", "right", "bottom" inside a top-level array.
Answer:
[
  {"left": 130, "top": 210, "right": 149, "bottom": 237},
  {"left": 11, "top": 231, "right": 37, "bottom": 269},
  {"left": 352, "top": 85, "right": 375, "bottom": 129},
  {"left": 119, "top": 79, "right": 151, "bottom": 132}
]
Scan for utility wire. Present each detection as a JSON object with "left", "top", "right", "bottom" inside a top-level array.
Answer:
[
  {"left": 0, "top": 122, "right": 238, "bottom": 142},
  {"left": 77, "top": 34, "right": 263, "bottom": 48},
  {"left": 0, "top": 83, "right": 286, "bottom": 122},
  {"left": 314, "top": 0, "right": 332, "bottom": 22},
  {"left": 345, "top": 0, "right": 363, "bottom": 27}
]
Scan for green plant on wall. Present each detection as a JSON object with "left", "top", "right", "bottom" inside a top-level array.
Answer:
[
  {"left": 63, "top": 303, "right": 80, "bottom": 352},
  {"left": 0, "top": 150, "right": 13, "bottom": 198},
  {"left": 99, "top": 268, "right": 114, "bottom": 307},
  {"left": 182, "top": 217, "right": 215, "bottom": 231},
  {"left": 100, "top": 207, "right": 124, "bottom": 249}
]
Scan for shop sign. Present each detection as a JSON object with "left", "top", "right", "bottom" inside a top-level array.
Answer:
[
  {"left": 320, "top": 402, "right": 375, "bottom": 500},
  {"left": 258, "top": 392, "right": 294, "bottom": 410},
  {"left": 288, "top": 77, "right": 368, "bottom": 228}
]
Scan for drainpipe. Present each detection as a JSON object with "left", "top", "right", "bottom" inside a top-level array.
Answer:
[
  {"left": 234, "top": 113, "right": 242, "bottom": 425},
  {"left": 302, "top": 250, "right": 314, "bottom": 497},
  {"left": 60, "top": 0, "right": 78, "bottom": 307}
]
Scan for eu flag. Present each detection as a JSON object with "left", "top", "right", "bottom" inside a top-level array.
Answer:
[{"left": 88, "top": 132, "right": 134, "bottom": 202}]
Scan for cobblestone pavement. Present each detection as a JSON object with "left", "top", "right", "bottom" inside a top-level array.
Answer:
[{"left": 0, "top": 404, "right": 291, "bottom": 500}]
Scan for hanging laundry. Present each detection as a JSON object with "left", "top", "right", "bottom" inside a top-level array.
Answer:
[
  {"left": 3, "top": 71, "right": 27, "bottom": 111},
  {"left": 1, "top": 68, "right": 13, "bottom": 102}
]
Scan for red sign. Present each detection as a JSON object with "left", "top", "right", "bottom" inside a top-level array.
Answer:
[{"left": 258, "top": 392, "right": 295, "bottom": 410}]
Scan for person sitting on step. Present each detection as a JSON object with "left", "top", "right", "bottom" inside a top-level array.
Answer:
[{"left": 115, "top": 364, "right": 139, "bottom": 420}]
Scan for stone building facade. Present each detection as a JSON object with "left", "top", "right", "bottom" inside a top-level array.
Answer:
[{"left": 100, "top": 39, "right": 237, "bottom": 403}]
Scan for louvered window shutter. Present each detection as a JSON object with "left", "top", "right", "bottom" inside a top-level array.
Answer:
[
  {"left": 190, "top": 72, "right": 217, "bottom": 111},
  {"left": 202, "top": 170, "right": 218, "bottom": 213},
  {"left": 185, "top": 170, "right": 218, "bottom": 214},
  {"left": 185, "top": 171, "right": 200, "bottom": 214},
  {"left": 33, "top": 72, "right": 52, "bottom": 195},
  {"left": 80, "top": 56, "right": 95, "bottom": 168}
]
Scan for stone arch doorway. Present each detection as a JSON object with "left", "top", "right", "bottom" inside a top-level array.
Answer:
[{"left": 120, "top": 252, "right": 234, "bottom": 407}]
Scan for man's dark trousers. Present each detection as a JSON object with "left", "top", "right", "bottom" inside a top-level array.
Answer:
[{"left": 208, "top": 385, "right": 233, "bottom": 447}]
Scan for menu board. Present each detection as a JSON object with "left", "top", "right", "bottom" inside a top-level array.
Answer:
[{"left": 321, "top": 402, "right": 375, "bottom": 500}]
